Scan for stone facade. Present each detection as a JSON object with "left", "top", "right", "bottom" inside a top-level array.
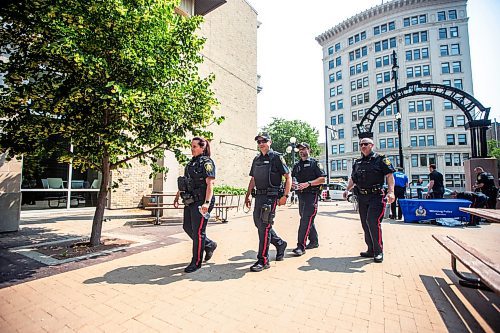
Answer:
[{"left": 110, "top": 0, "right": 258, "bottom": 208}]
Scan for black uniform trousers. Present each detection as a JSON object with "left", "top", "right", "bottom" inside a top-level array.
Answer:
[
  {"left": 469, "top": 196, "right": 487, "bottom": 225},
  {"left": 253, "top": 194, "right": 285, "bottom": 265},
  {"left": 297, "top": 191, "right": 319, "bottom": 250},
  {"left": 429, "top": 192, "right": 443, "bottom": 199},
  {"left": 390, "top": 186, "right": 406, "bottom": 220},
  {"left": 183, "top": 199, "right": 216, "bottom": 267},
  {"left": 484, "top": 188, "right": 498, "bottom": 209},
  {"left": 357, "top": 192, "right": 386, "bottom": 255}
]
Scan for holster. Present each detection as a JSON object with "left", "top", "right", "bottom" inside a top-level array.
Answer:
[
  {"left": 177, "top": 176, "right": 194, "bottom": 193},
  {"left": 260, "top": 203, "right": 275, "bottom": 225}
]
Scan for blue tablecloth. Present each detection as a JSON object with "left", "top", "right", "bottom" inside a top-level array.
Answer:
[{"left": 399, "top": 199, "right": 471, "bottom": 223}]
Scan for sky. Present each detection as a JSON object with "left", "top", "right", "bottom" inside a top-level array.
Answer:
[{"left": 244, "top": 0, "right": 500, "bottom": 141}]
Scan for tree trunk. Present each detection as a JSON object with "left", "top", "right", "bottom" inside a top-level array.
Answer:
[{"left": 90, "top": 155, "right": 110, "bottom": 246}]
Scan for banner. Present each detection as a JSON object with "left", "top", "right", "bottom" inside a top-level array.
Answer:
[{"left": 399, "top": 199, "right": 471, "bottom": 223}]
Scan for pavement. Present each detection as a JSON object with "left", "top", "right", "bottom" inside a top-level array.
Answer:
[{"left": 0, "top": 201, "right": 499, "bottom": 332}]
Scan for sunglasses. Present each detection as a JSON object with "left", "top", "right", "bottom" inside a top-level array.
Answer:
[
  {"left": 359, "top": 142, "right": 372, "bottom": 147},
  {"left": 256, "top": 139, "right": 268, "bottom": 144}
]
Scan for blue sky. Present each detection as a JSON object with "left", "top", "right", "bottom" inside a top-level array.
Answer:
[{"left": 245, "top": 0, "right": 500, "bottom": 140}]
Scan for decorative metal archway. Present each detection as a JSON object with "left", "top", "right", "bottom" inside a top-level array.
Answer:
[{"left": 357, "top": 81, "right": 491, "bottom": 158}]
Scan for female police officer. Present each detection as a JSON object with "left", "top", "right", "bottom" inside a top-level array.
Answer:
[{"left": 174, "top": 137, "right": 217, "bottom": 273}]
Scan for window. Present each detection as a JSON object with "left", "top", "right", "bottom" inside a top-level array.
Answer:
[
  {"left": 408, "top": 101, "right": 415, "bottom": 112},
  {"left": 415, "top": 66, "right": 422, "bottom": 77},
  {"left": 330, "top": 102, "right": 336, "bottom": 111},
  {"left": 337, "top": 85, "right": 343, "bottom": 95},
  {"left": 339, "top": 144, "right": 345, "bottom": 154},
  {"left": 338, "top": 114, "right": 344, "bottom": 124},
  {"left": 329, "top": 74, "right": 335, "bottom": 83},
  {"left": 411, "top": 155, "right": 418, "bottom": 167},
  {"left": 445, "top": 116, "right": 454, "bottom": 127},
  {"left": 328, "top": 46, "right": 334, "bottom": 55},
  {"left": 338, "top": 99, "right": 344, "bottom": 109},
  {"left": 451, "top": 44, "right": 460, "bottom": 55},
  {"left": 417, "top": 101, "right": 424, "bottom": 112},
  {"left": 439, "top": 28, "right": 447, "bottom": 39},
  {"left": 445, "top": 153, "right": 452, "bottom": 166},
  {"left": 376, "top": 57, "right": 382, "bottom": 68},
  {"left": 329, "top": 60, "right": 334, "bottom": 70},
  {"left": 420, "top": 14, "right": 427, "bottom": 24},
  {"left": 352, "top": 111, "right": 357, "bottom": 121},
  {"left": 352, "top": 127, "right": 358, "bottom": 136},
  {"left": 425, "top": 100, "right": 432, "bottom": 111},
  {"left": 332, "top": 146, "right": 338, "bottom": 154},
  {"left": 410, "top": 119, "right": 417, "bottom": 130},
  {"left": 444, "top": 101, "right": 453, "bottom": 109},
  {"left": 454, "top": 79, "right": 463, "bottom": 89},
  {"left": 446, "top": 134, "right": 455, "bottom": 145},
  {"left": 352, "top": 142, "right": 359, "bottom": 152},
  {"left": 440, "top": 45, "right": 449, "bottom": 56},
  {"left": 379, "top": 122, "right": 386, "bottom": 133},
  {"left": 330, "top": 116, "right": 336, "bottom": 125},
  {"left": 330, "top": 87, "right": 336, "bottom": 97},
  {"left": 387, "top": 138, "right": 394, "bottom": 148},
  {"left": 422, "top": 48, "right": 429, "bottom": 58},
  {"left": 335, "top": 43, "right": 341, "bottom": 52},
  {"left": 362, "top": 61, "right": 368, "bottom": 72},
  {"left": 336, "top": 71, "right": 342, "bottom": 80},
  {"left": 336, "top": 56, "right": 342, "bottom": 66},
  {"left": 418, "top": 118, "right": 425, "bottom": 129},
  {"left": 420, "top": 154, "right": 428, "bottom": 167},
  {"left": 410, "top": 136, "right": 417, "bottom": 147},
  {"left": 379, "top": 139, "right": 386, "bottom": 149},
  {"left": 441, "top": 62, "right": 450, "bottom": 74},
  {"left": 452, "top": 61, "right": 462, "bottom": 73},
  {"left": 426, "top": 117, "right": 434, "bottom": 128},
  {"left": 374, "top": 26, "right": 380, "bottom": 35},
  {"left": 437, "top": 11, "right": 446, "bottom": 21},
  {"left": 413, "top": 49, "right": 421, "bottom": 60},
  {"left": 427, "top": 135, "right": 435, "bottom": 146},
  {"left": 450, "top": 27, "right": 459, "bottom": 37},
  {"left": 419, "top": 136, "right": 426, "bottom": 146},
  {"left": 423, "top": 65, "right": 430, "bottom": 76},
  {"left": 406, "top": 67, "right": 413, "bottom": 78},
  {"left": 404, "top": 18, "right": 410, "bottom": 27},
  {"left": 457, "top": 115, "right": 465, "bottom": 126},
  {"left": 458, "top": 134, "right": 467, "bottom": 145},
  {"left": 449, "top": 10, "right": 457, "bottom": 20},
  {"left": 443, "top": 79, "right": 451, "bottom": 86}
]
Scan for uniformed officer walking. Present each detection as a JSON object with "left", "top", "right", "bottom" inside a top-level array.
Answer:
[
  {"left": 244, "top": 132, "right": 290, "bottom": 272},
  {"left": 390, "top": 167, "right": 408, "bottom": 220},
  {"left": 474, "top": 166, "right": 498, "bottom": 209},
  {"left": 344, "top": 138, "right": 395, "bottom": 263},
  {"left": 290, "top": 142, "right": 326, "bottom": 256},
  {"left": 174, "top": 137, "right": 218, "bottom": 273}
]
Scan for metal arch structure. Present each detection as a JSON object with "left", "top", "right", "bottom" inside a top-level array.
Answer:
[{"left": 356, "top": 81, "right": 492, "bottom": 158}]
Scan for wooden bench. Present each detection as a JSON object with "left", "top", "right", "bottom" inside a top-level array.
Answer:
[
  {"left": 433, "top": 234, "right": 500, "bottom": 294},
  {"left": 459, "top": 207, "right": 500, "bottom": 223}
]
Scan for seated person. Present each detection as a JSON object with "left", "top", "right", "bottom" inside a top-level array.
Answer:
[{"left": 452, "top": 191, "right": 488, "bottom": 226}]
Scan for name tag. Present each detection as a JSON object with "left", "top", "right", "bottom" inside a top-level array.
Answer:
[
  {"left": 304, "top": 163, "right": 310, "bottom": 167},
  {"left": 264, "top": 161, "right": 270, "bottom": 164}
]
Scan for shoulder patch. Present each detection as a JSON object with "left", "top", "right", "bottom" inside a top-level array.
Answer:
[
  {"left": 204, "top": 162, "right": 213, "bottom": 172},
  {"left": 279, "top": 155, "right": 286, "bottom": 164},
  {"left": 317, "top": 162, "right": 324, "bottom": 170},
  {"left": 383, "top": 157, "right": 391, "bottom": 166}
]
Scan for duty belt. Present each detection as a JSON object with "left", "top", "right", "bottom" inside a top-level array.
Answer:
[
  {"left": 255, "top": 188, "right": 280, "bottom": 196},
  {"left": 357, "top": 186, "right": 383, "bottom": 195}
]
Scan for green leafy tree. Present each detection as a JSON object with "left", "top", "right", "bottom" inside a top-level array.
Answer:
[
  {"left": 263, "top": 118, "right": 320, "bottom": 166},
  {"left": 0, "top": 0, "right": 221, "bottom": 245},
  {"left": 487, "top": 140, "right": 500, "bottom": 159}
]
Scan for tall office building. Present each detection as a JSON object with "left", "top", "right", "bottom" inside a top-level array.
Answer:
[{"left": 316, "top": 0, "right": 473, "bottom": 189}]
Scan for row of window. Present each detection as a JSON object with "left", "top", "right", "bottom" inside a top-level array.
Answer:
[
  {"left": 410, "top": 154, "right": 436, "bottom": 167},
  {"left": 329, "top": 99, "right": 344, "bottom": 111},
  {"left": 445, "top": 115, "right": 466, "bottom": 127},
  {"left": 376, "top": 71, "right": 392, "bottom": 84},
  {"left": 351, "top": 92, "right": 370, "bottom": 106},
  {"left": 351, "top": 109, "right": 368, "bottom": 122},
  {"left": 442, "top": 61, "right": 462, "bottom": 74},
  {"left": 379, "top": 137, "right": 400, "bottom": 149},
  {"left": 439, "top": 27, "right": 459, "bottom": 39},
  {"left": 373, "top": 21, "right": 395, "bottom": 36},
  {"left": 328, "top": 71, "right": 343, "bottom": 83},
  {"left": 404, "top": 31, "right": 428, "bottom": 45},
  {"left": 406, "top": 64, "right": 431, "bottom": 78},
  {"left": 403, "top": 14, "right": 427, "bottom": 27},
  {"left": 374, "top": 37, "right": 397, "bottom": 52},
  {"left": 330, "top": 114, "right": 344, "bottom": 125},
  {"left": 329, "top": 85, "right": 343, "bottom": 97},
  {"left": 438, "top": 9, "right": 458, "bottom": 21},
  {"left": 376, "top": 87, "right": 394, "bottom": 100},
  {"left": 405, "top": 47, "right": 429, "bottom": 61},
  {"left": 375, "top": 54, "right": 393, "bottom": 68},
  {"left": 445, "top": 173, "right": 466, "bottom": 188},
  {"left": 409, "top": 100, "right": 433, "bottom": 112},
  {"left": 443, "top": 78, "right": 463, "bottom": 89},
  {"left": 349, "top": 46, "right": 368, "bottom": 62},
  {"left": 327, "top": 43, "right": 341, "bottom": 55},
  {"left": 379, "top": 120, "right": 399, "bottom": 133},
  {"left": 447, "top": 133, "right": 467, "bottom": 145},
  {"left": 348, "top": 31, "right": 367, "bottom": 45},
  {"left": 440, "top": 43, "right": 460, "bottom": 56},
  {"left": 444, "top": 153, "right": 469, "bottom": 167},
  {"left": 349, "top": 61, "right": 369, "bottom": 76},
  {"left": 331, "top": 144, "right": 345, "bottom": 155},
  {"left": 350, "top": 77, "right": 369, "bottom": 91},
  {"left": 409, "top": 117, "right": 434, "bottom": 130},
  {"left": 330, "top": 159, "right": 348, "bottom": 171},
  {"left": 328, "top": 56, "right": 342, "bottom": 70},
  {"left": 410, "top": 135, "right": 436, "bottom": 147}
]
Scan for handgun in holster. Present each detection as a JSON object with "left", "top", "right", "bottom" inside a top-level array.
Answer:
[
  {"left": 177, "top": 176, "right": 195, "bottom": 205},
  {"left": 260, "top": 203, "right": 275, "bottom": 225}
]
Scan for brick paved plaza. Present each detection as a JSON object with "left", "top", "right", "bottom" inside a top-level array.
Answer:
[{"left": 0, "top": 201, "right": 498, "bottom": 332}]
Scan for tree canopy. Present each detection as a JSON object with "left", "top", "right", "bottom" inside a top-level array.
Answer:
[
  {"left": 0, "top": 0, "right": 221, "bottom": 244},
  {"left": 487, "top": 140, "right": 500, "bottom": 159},
  {"left": 262, "top": 118, "right": 320, "bottom": 166}
]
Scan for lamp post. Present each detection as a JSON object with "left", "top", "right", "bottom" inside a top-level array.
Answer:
[
  {"left": 324, "top": 125, "right": 337, "bottom": 199},
  {"left": 392, "top": 50, "right": 404, "bottom": 170},
  {"left": 285, "top": 136, "right": 298, "bottom": 166}
]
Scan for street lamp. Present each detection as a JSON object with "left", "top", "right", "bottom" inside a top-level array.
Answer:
[
  {"left": 285, "top": 136, "right": 298, "bottom": 165},
  {"left": 392, "top": 50, "right": 404, "bottom": 170},
  {"left": 324, "top": 125, "right": 337, "bottom": 199}
]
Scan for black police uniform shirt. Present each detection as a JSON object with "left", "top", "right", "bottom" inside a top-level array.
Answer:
[
  {"left": 429, "top": 170, "right": 444, "bottom": 193},
  {"left": 477, "top": 172, "right": 496, "bottom": 190},
  {"left": 351, "top": 151, "right": 395, "bottom": 189},
  {"left": 291, "top": 158, "right": 326, "bottom": 189},
  {"left": 185, "top": 155, "right": 216, "bottom": 189},
  {"left": 249, "top": 150, "right": 289, "bottom": 190}
]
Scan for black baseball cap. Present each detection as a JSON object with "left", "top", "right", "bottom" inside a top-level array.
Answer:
[
  {"left": 254, "top": 132, "right": 271, "bottom": 141},
  {"left": 296, "top": 142, "right": 310, "bottom": 149}
]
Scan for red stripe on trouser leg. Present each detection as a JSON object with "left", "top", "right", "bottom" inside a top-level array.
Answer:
[
  {"left": 262, "top": 224, "right": 271, "bottom": 264},
  {"left": 302, "top": 193, "right": 318, "bottom": 248},
  {"left": 376, "top": 195, "right": 385, "bottom": 251},
  {"left": 195, "top": 216, "right": 204, "bottom": 266}
]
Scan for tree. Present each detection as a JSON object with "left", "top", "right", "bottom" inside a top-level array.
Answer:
[
  {"left": 263, "top": 118, "right": 320, "bottom": 166},
  {"left": 0, "top": 0, "right": 221, "bottom": 245},
  {"left": 487, "top": 140, "right": 500, "bottom": 159}
]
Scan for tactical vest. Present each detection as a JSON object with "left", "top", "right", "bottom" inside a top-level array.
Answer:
[
  {"left": 352, "top": 152, "right": 385, "bottom": 188},
  {"left": 185, "top": 156, "right": 209, "bottom": 191},
  {"left": 253, "top": 154, "right": 282, "bottom": 190}
]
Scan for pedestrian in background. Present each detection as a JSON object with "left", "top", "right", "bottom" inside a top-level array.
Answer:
[
  {"left": 416, "top": 178, "right": 424, "bottom": 199},
  {"left": 427, "top": 164, "right": 444, "bottom": 199},
  {"left": 244, "top": 132, "right": 289, "bottom": 272},
  {"left": 290, "top": 142, "right": 326, "bottom": 256},
  {"left": 473, "top": 166, "right": 498, "bottom": 209},
  {"left": 390, "top": 167, "right": 408, "bottom": 220},
  {"left": 344, "top": 138, "right": 395, "bottom": 263}
]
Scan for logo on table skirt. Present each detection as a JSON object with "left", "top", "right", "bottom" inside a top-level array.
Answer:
[{"left": 415, "top": 206, "right": 427, "bottom": 216}]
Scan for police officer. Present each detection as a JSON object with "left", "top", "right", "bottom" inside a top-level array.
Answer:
[
  {"left": 244, "top": 132, "right": 289, "bottom": 272},
  {"left": 291, "top": 142, "right": 326, "bottom": 256},
  {"left": 174, "top": 137, "right": 218, "bottom": 273},
  {"left": 452, "top": 191, "right": 489, "bottom": 226},
  {"left": 390, "top": 167, "right": 408, "bottom": 220},
  {"left": 427, "top": 164, "right": 444, "bottom": 199},
  {"left": 474, "top": 166, "right": 498, "bottom": 209},
  {"left": 344, "top": 138, "right": 395, "bottom": 263}
]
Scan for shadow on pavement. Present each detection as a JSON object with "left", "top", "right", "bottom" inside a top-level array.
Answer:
[
  {"left": 421, "top": 272, "right": 499, "bottom": 332},
  {"left": 298, "top": 256, "right": 372, "bottom": 273},
  {"left": 84, "top": 252, "right": 260, "bottom": 285}
]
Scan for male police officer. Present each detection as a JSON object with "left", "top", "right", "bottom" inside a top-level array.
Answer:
[
  {"left": 474, "top": 166, "right": 498, "bottom": 209},
  {"left": 245, "top": 132, "right": 290, "bottom": 272},
  {"left": 390, "top": 167, "right": 408, "bottom": 220},
  {"left": 452, "top": 191, "right": 489, "bottom": 226},
  {"left": 344, "top": 138, "right": 395, "bottom": 263},
  {"left": 291, "top": 142, "right": 326, "bottom": 256}
]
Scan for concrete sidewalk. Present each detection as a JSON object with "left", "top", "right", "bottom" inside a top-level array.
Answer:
[{"left": 1, "top": 201, "right": 499, "bottom": 332}]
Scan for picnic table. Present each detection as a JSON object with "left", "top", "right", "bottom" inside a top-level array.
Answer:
[
  {"left": 143, "top": 193, "right": 180, "bottom": 225},
  {"left": 459, "top": 207, "right": 500, "bottom": 223}
]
